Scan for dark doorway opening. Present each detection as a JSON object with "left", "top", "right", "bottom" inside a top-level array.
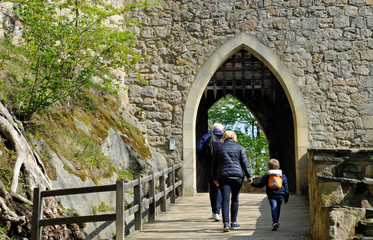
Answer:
[{"left": 196, "top": 49, "right": 295, "bottom": 193}]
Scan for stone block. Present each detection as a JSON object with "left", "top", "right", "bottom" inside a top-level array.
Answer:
[
  {"left": 366, "top": 130, "right": 373, "bottom": 142},
  {"left": 302, "top": 18, "right": 318, "bottom": 30},
  {"left": 367, "top": 16, "right": 373, "bottom": 27},
  {"left": 315, "top": 164, "right": 335, "bottom": 177},
  {"left": 329, "top": 208, "right": 365, "bottom": 239},
  {"left": 320, "top": 182, "right": 344, "bottom": 206},
  {"left": 362, "top": 116, "right": 373, "bottom": 129},
  {"left": 345, "top": 6, "right": 358, "bottom": 16},
  {"left": 273, "top": 18, "right": 290, "bottom": 30}
]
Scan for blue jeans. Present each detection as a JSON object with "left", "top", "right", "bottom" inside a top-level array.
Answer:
[
  {"left": 208, "top": 173, "right": 222, "bottom": 214},
  {"left": 268, "top": 196, "right": 283, "bottom": 224},
  {"left": 219, "top": 177, "right": 243, "bottom": 223}
]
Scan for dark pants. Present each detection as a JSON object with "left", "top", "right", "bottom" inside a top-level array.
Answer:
[
  {"left": 207, "top": 172, "right": 221, "bottom": 214},
  {"left": 219, "top": 177, "right": 243, "bottom": 223},
  {"left": 268, "top": 196, "right": 283, "bottom": 224}
]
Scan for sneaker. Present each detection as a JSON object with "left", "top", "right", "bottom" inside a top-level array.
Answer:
[
  {"left": 213, "top": 213, "right": 220, "bottom": 221},
  {"left": 272, "top": 222, "right": 279, "bottom": 231},
  {"left": 223, "top": 223, "right": 230, "bottom": 232},
  {"left": 230, "top": 222, "right": 240, "bottom": 229}
]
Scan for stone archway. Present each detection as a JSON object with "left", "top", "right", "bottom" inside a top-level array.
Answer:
[{"left": 183, "top": 32, "right": 309, "bottom": 196}]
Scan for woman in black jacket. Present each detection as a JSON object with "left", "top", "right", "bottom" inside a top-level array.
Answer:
[{"left": 212, "top": 131, "right": 253, "bottom": 232}]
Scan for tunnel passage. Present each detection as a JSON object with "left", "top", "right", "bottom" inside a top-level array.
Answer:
[{"left": 196, "top": 49, "right": 296, "bottom": 192}]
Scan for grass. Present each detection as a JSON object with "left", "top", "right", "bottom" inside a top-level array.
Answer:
[
  {"left": 117, "top": 168, "right": 134, "bottom": 182},
  {"left": 91, "top": 201, "right": 115, "bottom": 215}
]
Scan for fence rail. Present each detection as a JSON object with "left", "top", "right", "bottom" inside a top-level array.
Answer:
[{"left": 31, "top": 163, "right": 183, "bottom": 240}]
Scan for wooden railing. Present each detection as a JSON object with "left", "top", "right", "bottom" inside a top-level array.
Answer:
[{"left": 31, "top": 163, "right": 183, "bottom": 240}]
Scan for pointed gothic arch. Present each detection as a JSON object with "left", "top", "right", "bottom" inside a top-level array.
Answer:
[{"left": 183, "top": 32, "right": 309, "bottom": 195}]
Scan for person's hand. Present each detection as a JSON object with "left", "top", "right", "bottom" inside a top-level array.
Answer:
[
  {"left": 214, "top": 181, "right": 219, "bottom": 187},
  {"left": 284, "top": 201, "right": 288, "bottom": 204},
  {"left": 247, "top": 177, "right": 253, "bottom": 184}
]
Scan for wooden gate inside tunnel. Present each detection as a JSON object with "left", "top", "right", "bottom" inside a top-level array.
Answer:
[{"left": 196, "top": 49, "right": 296, "bottom": 192}]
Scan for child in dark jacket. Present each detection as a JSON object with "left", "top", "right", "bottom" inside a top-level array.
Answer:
[{"left": 251, "top": 159, "right": 289, "bottom": 231}]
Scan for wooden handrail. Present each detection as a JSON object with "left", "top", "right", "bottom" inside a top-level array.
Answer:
[{"left": 31, "top": 163, "right": 183, "bottom": 240}]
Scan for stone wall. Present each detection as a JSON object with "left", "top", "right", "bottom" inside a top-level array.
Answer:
[
  {"left": 123, "top": 0, "right": 373, "bottom": 164},
  {"left": 308, "top": 148, "right": 373, "bottom": 239}
]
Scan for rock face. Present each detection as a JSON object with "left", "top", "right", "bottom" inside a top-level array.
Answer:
[{"left": 32, "top": 100, "right": 168, "bottom": 238}]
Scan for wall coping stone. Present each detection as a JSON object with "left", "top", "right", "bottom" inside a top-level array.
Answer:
[
  {"left": 308, "top": 148, "right": 373, "bottom": 154},
  {"left": 318, "top": 176, "right": 361, "bottom": 184}
]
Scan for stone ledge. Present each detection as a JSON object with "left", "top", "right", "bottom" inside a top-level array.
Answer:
[
  {"left": 360, "top": 220, "right": 373, "bottom": 226},
  {"left": 362, "top": 178, "right": 373, "bottom": 185},
  {"left": 318, "top": 175, "right": 361, "bottom": 184},
  {"left": 322, "top": 205, "right": 366, "bottom": 211},
  {"left": 313, "top": 156, "right": 373, "bottom": 163},
  {"left": 308, "top": 148, "right": 373, "bottom": 155},
  {"left": 312, "top": 155, "right": 344, "bottom": 163}
]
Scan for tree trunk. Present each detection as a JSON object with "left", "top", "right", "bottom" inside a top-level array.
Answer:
[{"left": 0, "top": 101, "right": 51, "bottom": 194}]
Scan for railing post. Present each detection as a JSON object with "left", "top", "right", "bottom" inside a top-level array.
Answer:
[
  {"left": 170, "top": 165, "right": 176, "bottom": 203},
  {"left": 31, "top": 186, "right": 42, "bottom": 240},
  {"left": 149, "top": 172, "right": 156, "bottom": 221},
  {"left": 116, "top": 180, "right": 125, "bottom": 240},
  {"left": 179, "top": 165, "right": 184, "bottom": 197},
  {"left": 134, "top": 177, "right": 142, "bottom": 230},
  {"left": 160, "top": 170, "right": 167, "bottom": 212}
]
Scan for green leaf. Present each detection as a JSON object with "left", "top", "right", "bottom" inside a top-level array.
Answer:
[
  {"left": 9, "top": 0, "right": 157, "bottom": 120},
  {"left": 208, "top": 94, "right": 270, "bottom": 175}
]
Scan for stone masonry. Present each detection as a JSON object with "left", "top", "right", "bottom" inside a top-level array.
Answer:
[
  {"left": 121, "top": 1, "right": 373, "bottom": 239},
  {"left": 2, "top": 0, "right": 373, "bottom": 238},
  {"left": 124, "top": 0, "right": 373, "bottom": 160}
]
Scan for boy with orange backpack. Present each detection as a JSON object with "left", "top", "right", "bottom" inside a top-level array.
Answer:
[{"left": 250, "top": 159, "right": 289, "bottom": 231}]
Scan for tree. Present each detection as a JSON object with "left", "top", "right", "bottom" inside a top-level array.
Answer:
[
  {"left": 0, "top": 1, "right": 153, "bottom": 236},
  {"left": 208, "top": 94, "right": 269, "bottom": 175},
  {"left": 10, "top": 0, "right": 153, "bottom": 121}
]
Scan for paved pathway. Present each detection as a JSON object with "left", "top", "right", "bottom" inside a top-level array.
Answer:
[{"left": 126, "top": 193, "right": 312, "bottom": 240}]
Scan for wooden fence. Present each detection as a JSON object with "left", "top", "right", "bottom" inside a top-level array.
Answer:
[{"left": 31, "top": 163, "right": 183, "bottom": 240}]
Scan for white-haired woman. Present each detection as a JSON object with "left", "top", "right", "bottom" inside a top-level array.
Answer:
[{"left": 211, "top": 131, "right": 253, "bottom": 232}]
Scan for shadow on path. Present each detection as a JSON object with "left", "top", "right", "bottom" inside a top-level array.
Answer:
[{"left": 126, "top": 193, "right": 312, "bottom": 240}]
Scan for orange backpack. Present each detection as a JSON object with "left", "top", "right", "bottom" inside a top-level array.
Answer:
[{"left": 268, "top": 175, "right": 283, "bottom": 189}]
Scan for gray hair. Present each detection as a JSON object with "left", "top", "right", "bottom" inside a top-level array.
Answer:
[{"left": 212, "top": 123, "right": 224, "bottom": 131}]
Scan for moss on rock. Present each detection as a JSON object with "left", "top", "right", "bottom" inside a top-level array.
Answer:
[{"left": 27, "top": 89, "right": 151, "bottom": 185}]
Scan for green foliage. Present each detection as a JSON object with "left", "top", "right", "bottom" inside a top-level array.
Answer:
[
  {"left": 208, "top": 94, "right": 269, "bottom": 175},
  {"left": 117, "top": 168, "right": 134, "bottom": 182},
  {"left": 0, "top": 147, "right": 17, "bottom": 189},
  {"left": 208, "top": 95, "right": 254, "bottom": 131},
  {"left": 91, "top": 201, "right": 115, "bottom": 215},
  {"left": 29, "top": 107, "right": 117, "bottom": 183},
  {"left": 68, "top": 134, "right": 113, "bottom": 170},
  {"left": 9, "top": 0, "right": 154, "bottom": 121},
  {"left": 237, "top": 132, "right": 269, "bottom": 176},
  {"left": 62, "top": 208, "right": 76, "bottom": 217},
  {"left": 0, "top": 227, "right": 9, "bottom": 240},
  {"left": 18, "top": 171, "right": 30, "bottom": 198},
  {"left": 0, "top": 38, "right": 19, "bottom": 70},
  {"left": 0, "top": 227, "right": 7, "bottom": 234}
]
